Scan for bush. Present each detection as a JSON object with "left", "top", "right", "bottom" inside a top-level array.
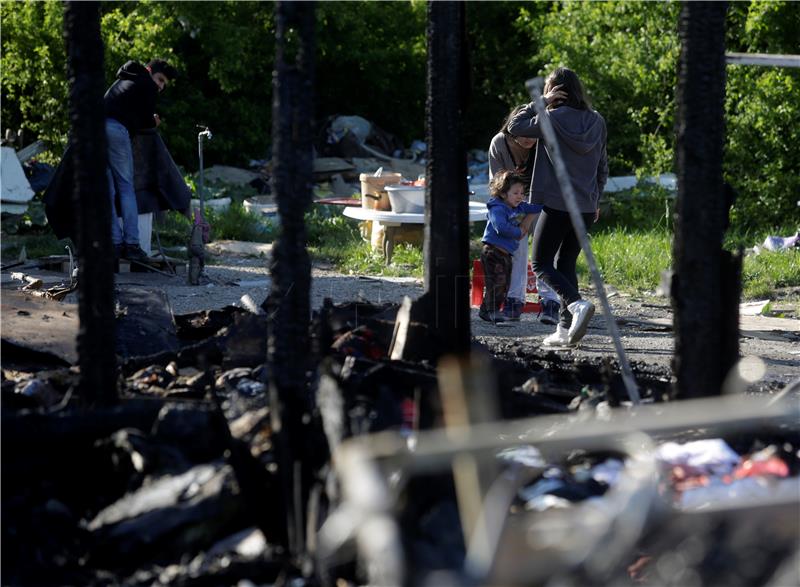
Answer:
[{"left": 3, "top": 1, "right": 797, "bottom": 234}]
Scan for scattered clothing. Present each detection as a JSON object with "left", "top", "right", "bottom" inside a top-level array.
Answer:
[
  {"left": 43, "top": 133, "right": 190, "bottom": 244},
  {"left": 761, "top": 231, "right": 799, "bottom": 252}
]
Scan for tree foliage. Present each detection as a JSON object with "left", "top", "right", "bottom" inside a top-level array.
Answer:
[
  {"left": 1, "top": 0, "right": 797, "bottom": 231},
  {"left": 517, "top": 0, "right": 799, "bottom": 231},
  {"left": 1, "top": 1, "right": 69, "bottom": 149},
  {"left": 723, "top": 0, "right": 800, "bottom": 230},
  {"left": 523, "top": 1, "right": 681, "bottom": 174}
]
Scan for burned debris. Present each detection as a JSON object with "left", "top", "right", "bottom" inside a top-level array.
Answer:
[
  {"left": 3, "top": 298, "right": 798, "bottom": 585},
  {"left": 2, "top": 2, "right": 798, "bottom": 586}
]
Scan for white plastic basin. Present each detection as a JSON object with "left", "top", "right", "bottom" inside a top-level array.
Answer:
[{"left": 385, "top": 185, "right": 425, "bottom": 213}]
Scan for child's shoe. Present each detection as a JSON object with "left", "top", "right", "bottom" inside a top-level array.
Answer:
[{"left": 479, "top": 308, "right": 506, "bottom": 324}]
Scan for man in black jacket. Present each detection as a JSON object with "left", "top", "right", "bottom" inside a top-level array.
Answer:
[{"left": 104, "top": 59, "right": 177, "bottom": 260}]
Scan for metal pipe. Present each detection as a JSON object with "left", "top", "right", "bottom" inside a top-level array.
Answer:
[
  {"left": 345, "top": 393, "right": 799, "bottom": 470},
  {"left": 526, "top": 77, "right": 641, "bottom": 405},
  {"left": 197, "top": 126, "right": 212, "bottom": 211}
]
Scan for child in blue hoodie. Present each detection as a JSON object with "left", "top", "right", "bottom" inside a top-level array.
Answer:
[{"left": 479, "top": 170, "right": 543, "bottom": 323}]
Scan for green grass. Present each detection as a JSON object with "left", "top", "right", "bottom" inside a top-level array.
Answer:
[
  {"left": 575, "top": 227, "right": 800, "bottom": 302},
  {"left": 308, "top": 208, "right": 423, "bottom": 278},
  {"left": 742, "top": 249, "right": 800, "bottom": 300},
  {"left": 1, "top": 231, "right": 67, "bottom": 261},
  {"left": 578, "top": 229, "right": 673, "bottom": 293},
  {"left": 2, "top": 182, "right": 796, "bottom": 305}
]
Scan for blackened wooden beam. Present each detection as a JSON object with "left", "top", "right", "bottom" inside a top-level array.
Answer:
[
  {"left": 672, "top": 1, "right": 739, "bottom": 399},
  {"left": 424, "top": 0, "right": 471, "bottom": 356},
  {"left": 266, "top": 0, "right": 316, "bottom": 562},
  {"left": 63, "top": 1, "right": 118, "bottom": 406}
]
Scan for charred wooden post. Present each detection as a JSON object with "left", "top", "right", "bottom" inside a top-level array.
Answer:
[
  {"left": 672, "top": 1, "right": 739, "bottom": 399},
  {"left": 63, "top": 1, "right": 117, "bottom": 406},
  {"left": 265, "top": 0, "right": 316, "bottom": 562},
  {"left": 423, "top": 1, "right": 471, "bottom": 356}
]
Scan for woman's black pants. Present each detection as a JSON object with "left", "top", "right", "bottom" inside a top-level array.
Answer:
[{"left": 531, "top": 206, "right": 594, "bottom": 328}]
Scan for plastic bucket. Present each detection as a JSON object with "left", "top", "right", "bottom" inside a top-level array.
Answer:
[{"left": 359, "top": 172, "right": 402, "bottom": 211}]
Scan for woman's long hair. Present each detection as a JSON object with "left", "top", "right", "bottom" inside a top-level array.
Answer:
[{"left": 544, "top": 67, "right": 591, "bottom": 110}]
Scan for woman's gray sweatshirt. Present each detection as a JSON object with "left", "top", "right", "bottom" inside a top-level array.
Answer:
[{"left": 507, "top": 102, "right": 608, "bottom": 214}]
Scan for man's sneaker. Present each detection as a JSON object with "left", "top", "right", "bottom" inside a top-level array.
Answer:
[
  {"left": 543, "top": 324, "right": 575, "bottom": 348},
  {"left": 113, "top": 244, "right": 123, "bottom": 260},
  {"left": 538, "top": 299, "right": 560, "bottom": 326},
  {"left": 503, "top": 297, "right": 523, "bottom": 321},
  {"left": 567, "top": 299, "right": 595, "bottom": 345},
  {"left": 479, "top": 308, "right": 506, "bottom": 324},
  {"left": 122, "top": 244, "right": 149, "bottom": 261}
]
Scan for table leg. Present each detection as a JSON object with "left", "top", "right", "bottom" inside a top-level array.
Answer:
[{"left": 384, "top": 225, "right": 397, "bottom": 264}]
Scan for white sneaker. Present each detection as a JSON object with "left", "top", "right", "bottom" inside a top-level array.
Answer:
[
  {"left": 567, "top": 299, "right": 595, "bottom": 345},
  {"left": 543, "top": 324, "right": 575, "bottom": 347}
]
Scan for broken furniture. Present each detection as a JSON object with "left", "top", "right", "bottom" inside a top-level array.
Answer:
[{"left": 343, "top": 201, "right": 487, "bottom": 264}]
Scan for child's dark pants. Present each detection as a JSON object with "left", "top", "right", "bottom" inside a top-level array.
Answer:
[{"left": 480, "top": 243, "right": 513, "bottom": 313}]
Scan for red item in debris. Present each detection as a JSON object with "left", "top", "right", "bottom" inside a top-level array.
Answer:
[
  {"left": 733, "top": 456, "right": 789, "bottom": 479},
  {"left": 471, "top": 259, "right": 485, "bottom": 308},
  {"left": 401, "top": 397, "right": 416, "bottom": 436},
  {"left": 627, "top": 555, "right": 654, "bottom": 584},
  {"left": 331, "top": 328, "right": 385, "bottom": 360},
  {"left": 193, "top": 208, "right": 210, "bottom": 243},
  {"left": 670, "top": 465, "right": 710, "bottom": 492}
]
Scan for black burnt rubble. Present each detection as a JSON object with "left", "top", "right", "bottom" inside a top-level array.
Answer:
[{"left": 2, "top": 298, "right": 798, "bottom": 586}]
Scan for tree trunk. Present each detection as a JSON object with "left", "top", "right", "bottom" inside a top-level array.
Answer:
[
  {"left": 63, "top": 1, "right": 117, "bottom": 406},
  {"left": 265, "top": 0, "right": 316, "bottom": 561},
  {"left": 672, "top": 1, "right": 738, "bottom": 399},
  {"left": 424, "top": 0, "right": 471, "bottom": 356}
]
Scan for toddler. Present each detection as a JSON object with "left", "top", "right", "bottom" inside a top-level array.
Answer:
[{"left": 479, "top": 170, "right": 542, "bottom": 323}]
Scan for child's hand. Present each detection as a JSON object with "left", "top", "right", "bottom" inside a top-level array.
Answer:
[{"left": 519, "top": 213, "right": 536, "bottom": 237}]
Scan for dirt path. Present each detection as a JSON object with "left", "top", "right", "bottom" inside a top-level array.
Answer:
[
  {"left": 108, "top": 253, "right": 800, "bottom": 389},
  {"left": 473, "top": 291, "right": 799, "bottom": 390},
  {"left": 1, "top": 251, "right": 796, "bottom": 388}
]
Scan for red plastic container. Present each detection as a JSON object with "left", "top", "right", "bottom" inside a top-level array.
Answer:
[{"left": 471, "top": 259, "right": 541, "bottom": 313}]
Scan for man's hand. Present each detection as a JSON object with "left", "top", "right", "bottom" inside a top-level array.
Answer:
[
  {"left": 154, "top": 114, "right": 161, "bottom": 127},
  {"left": 594, "top": 208, "right": 601, "bottom": 223}
]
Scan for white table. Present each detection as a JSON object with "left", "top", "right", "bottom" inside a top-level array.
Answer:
[{"left": 343, "top": 201, "right": 487, "bottom": 263}]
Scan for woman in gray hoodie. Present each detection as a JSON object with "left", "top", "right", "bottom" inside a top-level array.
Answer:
[{"left": 507, "top": 67, "right": 608, "bottom": 347}]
